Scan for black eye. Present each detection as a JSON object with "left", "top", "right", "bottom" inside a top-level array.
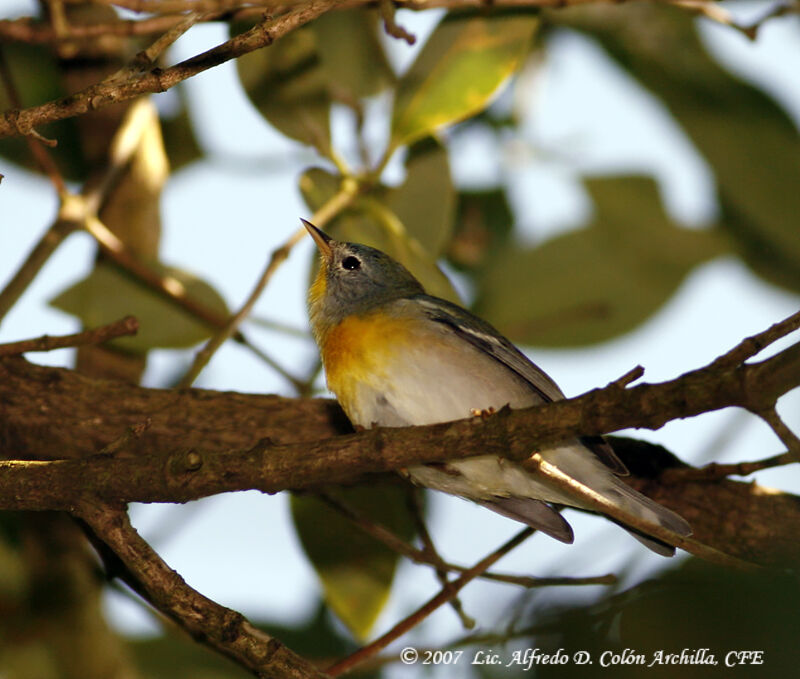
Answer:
[{"left": 342, "top": 256, "right": 361, "bottom": 271}]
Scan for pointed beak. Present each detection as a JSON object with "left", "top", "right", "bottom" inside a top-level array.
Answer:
[{"left": 301, "top": 219, "right": 332, "bottom": 262}]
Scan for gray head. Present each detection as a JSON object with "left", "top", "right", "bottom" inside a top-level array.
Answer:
[{"left": 303, "top": 219, "right": 424, "bottom": 330}]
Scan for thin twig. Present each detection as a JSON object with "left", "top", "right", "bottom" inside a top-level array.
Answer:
[
  {"left": 0, "top": 45, "right": 63, "bottom": 186},
  {"left": 406, "top": 487, "right": 475, "bottom": 629},
  {"left": 326, "top": 528, "right": 534, "bottom": 677},
  {"left": 0, "top": 98, "right": 153, "bottom": 326},
  {"left": 757, "top": 408, "right": 800, "bottom": 463},
  {"left": 0, "top": 0, "right": 341, "bottom": 139},
  {"left": 0, "top": 316, "right": 139, "bottom": 357},
  {"left": 379, "top": 0, "right": 416, "bottom": 44},
  {"left": 0, "top": 220, "right": 77, "bottom": 324},
  {"left": 318, "top": 491, "right": 614, "bottom": 591},
  {"left": 103, "top": 10, "right": 207, "bottom": 86},
  {"left": 96, "top": 418, "right": 152, "bottom": 456},
  {"left": 712, "top": 308, "right": 800, "bottom": 370},
  {"left": 608, "top": 365, "right": 645, "bottom": 389},
  {"left": 178, "top": 183, "right": 359, "bottom": 388},
  {"left": 662, "top": 451, "right": 796, "bottom": 483}
]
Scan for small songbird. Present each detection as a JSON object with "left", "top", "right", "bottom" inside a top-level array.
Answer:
[{"left": 302, "top": 219, "right": 690, "bottom": 555}]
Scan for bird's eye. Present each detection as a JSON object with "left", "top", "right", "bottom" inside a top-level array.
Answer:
[{"left": 342, "top": 256, "right": 361, "bottom": 271}]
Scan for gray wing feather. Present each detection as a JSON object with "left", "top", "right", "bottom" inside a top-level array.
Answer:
[{"left": 415, "top": 295, "right": 628, "bottom": 475}]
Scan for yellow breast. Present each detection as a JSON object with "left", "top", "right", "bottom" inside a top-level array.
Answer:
[{"left": 320, "top": 311, "right": 418, "bottom": 407}]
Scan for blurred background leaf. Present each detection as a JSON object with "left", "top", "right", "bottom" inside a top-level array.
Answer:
[
  {"left": 478, "top": 560, "right": 800, "bottom": 679},
  {"left": 300, "top": 166, "right": 460, "bottom": 301},
  {"left": 386, "top": 136, "right": 456, "bottom": 257},
  {"left": 160, "top": 87, "right": 204, "bottom": 171},
  {"left": 311, "top": 9, "right": 395, "bottom": 103},
  {"left": 0, "top": 43, "right": 87, "bottom": 180},
  {"left": 447, "top": 188, "right": 515, "bottom": 270},
  {"left": 390, "top": 11, "right": 539, "bottom": 149},
  {"left": 234, "top": 24, "right": 331, "bottom": 153},
  {"left": 474, "top": 176, "right": 729, "bottom": 346},
  {"left": 291, "top": 482, "right": 417, "bottom": 640},
  {"left": 50, "top": 262, "right": 229, "bottom": 352},
  {"left": 554, "top": 3, "right": 800, "bottom": 293}
]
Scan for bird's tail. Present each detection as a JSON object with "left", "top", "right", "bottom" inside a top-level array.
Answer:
[
  {"left": 599, "top": 477, "right": 691, "bottom": 556},
  {"left": 541, "top": 444, "right": 692, "bottom": 556}
]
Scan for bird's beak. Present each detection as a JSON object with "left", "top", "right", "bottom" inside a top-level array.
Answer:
[{"left": 301, "top": 219, "right": 332, "bottom": 262}]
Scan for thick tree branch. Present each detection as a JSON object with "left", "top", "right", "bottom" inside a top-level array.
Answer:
[
  {"left": 1, "top": 313, "right": 799, "bottom": 566},
  {"left": 4, "top": 330, "right": 798, "bottom": 507}
]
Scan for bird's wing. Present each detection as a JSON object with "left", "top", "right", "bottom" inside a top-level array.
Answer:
[{"left": 415, "top": 295, "right": 629, "bottom": 476}]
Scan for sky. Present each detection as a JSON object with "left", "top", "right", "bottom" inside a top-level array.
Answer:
[{"left": 2, "top": 1, "right": 799, "bottom": 667}]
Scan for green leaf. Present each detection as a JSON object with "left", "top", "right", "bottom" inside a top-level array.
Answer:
[
  {"left": 311, "top": 9, "right": 395, "bottom": 103},
  {"left": 291, "top": 483, "right": 417, "bottom": 640},
  {"left": 557, "top": 3, "right": 800, "bottom": 292},
  {"left": 387, "top": 136, "right": 456, "bottom": 256},
  {"left": 448, "top": 189, "right": 515, "bottom": 270},
  {"left": 0, "top": 43, "right": 87, "bottom": 180},
  {"left": 299, "top": 168, "right": 461, "bottom": 302},
  {"left": 233, "top": 24, "right": 331, "bottom": 152},
  {"left": 474, "top": 176, "right": 730, "bottom": 347},
  {"left": 160, "top": 88, "right": 204, "bottom": 170},
  {"left": 50, "top": 262, "right": 229, "bottom": 352},
  {"left": 390, "top": 11, "right": 538, "bottom": 149}
]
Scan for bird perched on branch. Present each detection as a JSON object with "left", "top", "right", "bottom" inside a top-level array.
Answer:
[{"left": 302, "top": 219, "right": 691, "bottom": 555}]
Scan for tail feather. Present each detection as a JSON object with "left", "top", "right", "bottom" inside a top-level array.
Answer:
[
  {"left": 480, "top": 497, "right": 574, "bottom": 544},
  {"left": 601, "top": 479, "right": 692, "bottom": 555},
  {"left": 621, "top": 527, "right": 679, "bottom": 556}
]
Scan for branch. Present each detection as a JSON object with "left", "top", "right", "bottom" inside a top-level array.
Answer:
[
  {"left": 326, "top": 527, "right": 534, "bottom": 677},
  {"left": 0, "top": 316, "right": 139, "bottom": 357},
  {"left": 9, "top": 324, "right": 800, "bottom": 509},
  {"left": 76, "top": 501, "right": 328, "bottom": 679},
  {"left": 178, "top": 185, "right": 359, "bottom": 388},
  {"left": 0, "top": 0, "right": 342, "bottom": 140},
  {"left": 1, "top": 312, "right": 799, "bottom": 566},
  {"left": 318, "top": 490, "right": 616, "bottom": 588},
  {"left": 2, "top": 0, "right": 780, "bottom": 139}
]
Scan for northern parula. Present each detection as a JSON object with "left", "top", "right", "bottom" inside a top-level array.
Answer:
[{"left": 302, "top": 219, "right": 691, "bottom": 555}]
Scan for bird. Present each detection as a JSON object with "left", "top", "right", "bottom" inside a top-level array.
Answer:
[{"left": 301, "top": 218, "right": 691, "bottom": 555}]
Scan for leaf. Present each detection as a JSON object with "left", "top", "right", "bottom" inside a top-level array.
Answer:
[
  {"left": 521, "top": 562, "right": 799, "bottom": 678},
  {"left": 50, "top": 262, "right": 229, "bottom": 352},
  {"left": 160, "top": 89, "right": 204, "bottom": 170},
  {"left": 299, "top": 167, "right": 461, "bottom": 302},
  {"left": 0, "top": 43, "right": 87, "bottom": 180},
  {"left": 447, "top": 189, "right": 515, "bottom": 270},
  {"left": 557, "top": 3, "right": 800, "bottom": 292},
  {"left": 390, "top": 11, "right": 538, "bottom": 149},
  {"left": 291, "top": 483, "right": 417, "bottom": 640},
  {"left": 386, "top": 136, "right": 456, "bottom": 257},
  {"left": 233, "top": 23, "right": 331, "bottom": 152},
  {"left": 311, "top": 9, "right": 395, "bottom": 102},
  {"left": 474, "top": 176, "right": 729, "bottom": 347}
]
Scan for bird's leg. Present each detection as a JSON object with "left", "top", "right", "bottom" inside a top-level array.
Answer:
[{"left": 470, "top": 406, "right": 496, "bottom": 420}]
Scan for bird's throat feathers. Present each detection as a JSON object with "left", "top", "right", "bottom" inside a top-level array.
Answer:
[
  {"left": 308, "top": 260, "right": 333, "bottom": 340},
  {"left": 318, "top": 311, "right": 418, "bottom": 404}
]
